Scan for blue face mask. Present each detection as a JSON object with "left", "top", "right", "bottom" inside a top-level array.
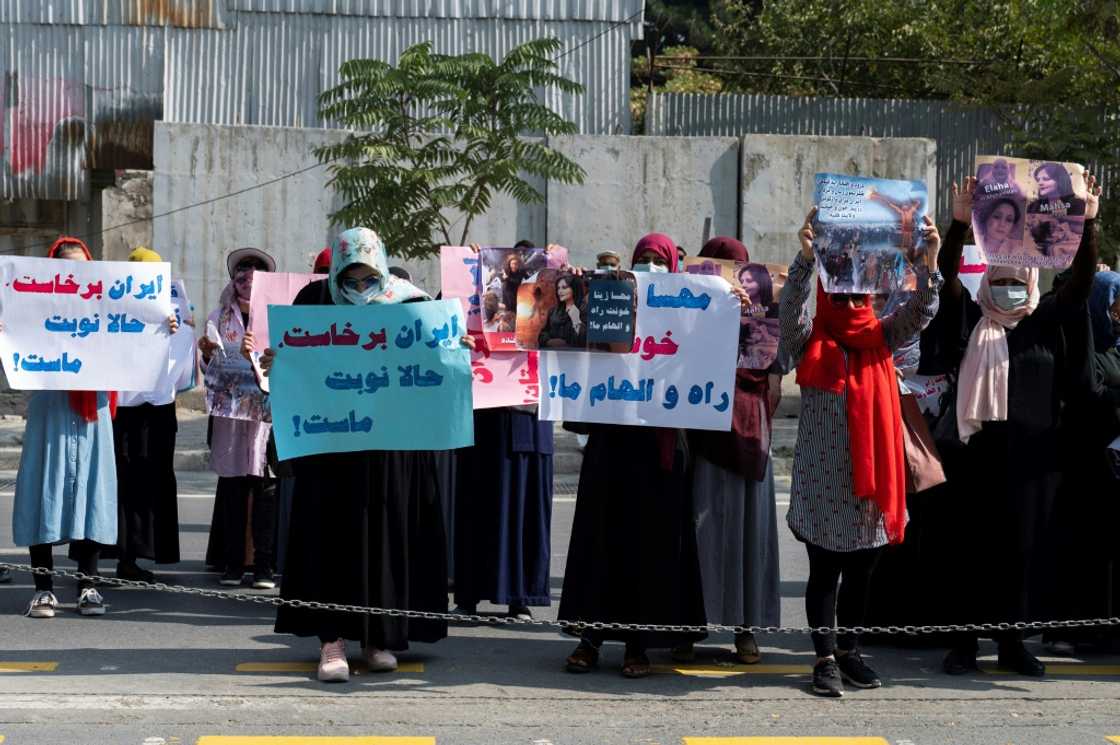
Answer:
[
  {"left": 633, "top": 262, "right": 669, "bottom": 274},
  {"left": 990, "top": 284, "right": 1029, "bottom": 312},
  {"left": 340, "top": 275, "right": 383, "bottom": 305}
]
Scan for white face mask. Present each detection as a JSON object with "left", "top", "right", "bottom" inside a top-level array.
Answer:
[
  {"left": 990, "top": 284, "right": 1029, "bottom": 312},
  {"left": 340, "top": 281, "right": 383, "bottom": 305},
  {"left": 633, "top": 262, "right": 669, "bottom": 274}
]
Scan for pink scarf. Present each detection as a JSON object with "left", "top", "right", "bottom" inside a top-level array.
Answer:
[{"left": 956, "top": 265, "right": 1040, "bottom": 442}]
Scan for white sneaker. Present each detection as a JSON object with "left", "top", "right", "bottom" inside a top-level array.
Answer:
[
  {"left": 317, "top": 639, "right": 350, "bottom": 682},
  {"left": 364, "top": 647, "right": 398, "bottom": 673},
  {"left": 26, "top": 591, "right": 58, "bottom": 618},
  {"left": 77, "top": 587, "right": 107, "bottom": 616}
]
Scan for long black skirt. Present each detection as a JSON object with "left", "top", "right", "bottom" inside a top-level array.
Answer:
[
  {"left": 111, "top": 403, "right": 180, "bottom": 564},
  {"left": 558, "top": 425, "right": 705, "bottom": 649},
  {"left": 274, "top": 449, "right": 449, "bottom": 650}
]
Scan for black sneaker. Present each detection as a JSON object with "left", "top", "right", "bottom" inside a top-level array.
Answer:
[
  {"left": 219, "top": 569, "right": 245, "bottom": 587},
  {"left": 116, "top": 561, "right": 155, "bottom": 584},
  {"left": 811, "top": 658, "right": 844, "bottom": 697},
  {"left": 251, "top": 569, "right": 276, "bottom": 590},
  {"left": 997, "top": 641, "right": 1046, "bottom": 677},
  {"left": 836, "top": 650, "right": 882, "bottom": 689}
]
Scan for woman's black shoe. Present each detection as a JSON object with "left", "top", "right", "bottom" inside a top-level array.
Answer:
[
  {"left": 942, "top": 647, "right": 979, "bottom": 675},
  {"left": 116, "top": 561, "right": 155, "bottom": 584},
  {"left": 811, "top": 659, "right": 844, "bottom": 697},
  {"left": 998, "top": 642, "right": 1046, "bottom": 677}
]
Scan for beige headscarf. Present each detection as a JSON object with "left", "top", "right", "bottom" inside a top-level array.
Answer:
[{"left": 956, "top": 265, "right": 1040, "bottom": 441}]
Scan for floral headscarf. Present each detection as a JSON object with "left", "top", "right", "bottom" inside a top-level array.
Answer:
[{"left": 328, "top": 227, "right": 429, "bottom": 305}]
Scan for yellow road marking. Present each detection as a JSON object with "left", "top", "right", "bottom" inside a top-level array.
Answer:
[
  {"left": 653, "top": 663, "right": 810, "bottom": 678},
  {"left": 0, "top": 662, "right": 58, "bottom": 672},
  {"left": 684, "top": 739, "right": 890, "bottom": 745},
  {"left": 979, "top": 664, "right": 1120, "bottom": 676},
  {"left": 1105, "top": 737, "right": 1120, "bottom": 744},
  {"left": 196, "top": 739, "right": 434, "bottom": 745},
  {"left": 235, "top": 661, "right": 423, "bottom": 673}
]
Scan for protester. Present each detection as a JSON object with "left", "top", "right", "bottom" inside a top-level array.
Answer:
[
  {"left": 596, "top": 251, "right": 621, "bottom": 270},
  {"left": 679, "top": 236, "right": 782, "bottom": 665},
  {"left": 266, "top": 227, "right": 457, "bottom": 683},
  {"left": 312, "top": 247, "right": 332, "bottom": 274},
  {"left": 1047, "top": 269, "right": 1120, "bottom": 653},
  {"left": 111, "top": 246, "right": 183, "bottom": 582},
  {"left": 558, "top": 232, "right": 706, "bottom": 679},
  {"left": 9, "top": 236, "right": 177, "bottom": 618},
  {"left": 779, "top": 209, "right": 942, "bottom": 697},
  {"left": 199, "top": 248, "right": 278, "bottom": 589},
  {"left": 938, "top": 173, "right": 1102, "bottom": 676},
  {"left": 538, "top": 274, "right": 586, "bottom": 348}
]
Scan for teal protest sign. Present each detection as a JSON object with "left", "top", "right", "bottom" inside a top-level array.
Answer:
[{"left": 268, "top": 300, "right": 474, "bottom": 460}]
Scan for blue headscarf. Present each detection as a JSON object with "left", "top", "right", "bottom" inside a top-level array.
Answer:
[
  {"left": 328, "top": 227, "right": 428, "bottom": 306},
  {"left": 1089, "top": 271, "right": 1120, "bottom": 352}
]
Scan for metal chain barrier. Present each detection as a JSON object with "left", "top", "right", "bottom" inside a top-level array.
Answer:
[{"left": 3, "top": 562, "right": 1119, "bottom": 637}]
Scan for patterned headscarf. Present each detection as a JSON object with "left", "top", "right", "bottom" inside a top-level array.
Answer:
[{"left": 328, "top": 227, "right": 428, "bottom": 305}]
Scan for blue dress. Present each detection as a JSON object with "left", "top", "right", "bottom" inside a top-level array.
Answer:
[{"left": 13, "top": 391, "right": 118, "bottom": 547}]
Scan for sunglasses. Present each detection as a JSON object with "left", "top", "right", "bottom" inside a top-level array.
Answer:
[
  {"left": 235, "top": 261, "right": 267, "bottom": 273},
  {"left": 829, "top": 293, "right": 867, "bottom": 307},
  {"left": 342, "top": 274, "right": 380, "bottom": 291}
]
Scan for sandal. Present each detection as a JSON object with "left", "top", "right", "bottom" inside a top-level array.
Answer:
[
  {"left": 621, "top": 653, "right": 651, "bottom": 679},
  {"left": 734, "top": 633, "right": 761, "bottom": 664},
  {"left": 565, "top": 642, "right": 599, "bottom": 673}
]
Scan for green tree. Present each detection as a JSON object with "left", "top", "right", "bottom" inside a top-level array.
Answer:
[{"left": 316, "top": 39, "right": 586, "bottom": 259}]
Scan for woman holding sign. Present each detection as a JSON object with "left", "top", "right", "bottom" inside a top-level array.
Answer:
[
  {"left": 559, "top": 232, "right": 707, "bottom": 679},
  {"left": 264, "top": 227, "right": 457, "bottom": 684},
  {"left": 10, "top": 236, "right": 178, "bottom": 619},
  {"left": 780, "top": 210, "right": 942, "bottom": 697},
  {"left": 937, "top": 173, "right": 1103, "bottom": 677}
]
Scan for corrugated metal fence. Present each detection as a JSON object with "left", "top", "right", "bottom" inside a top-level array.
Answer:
[{"left": 647, "top": 92, "right": 1116, "bottom": 225}]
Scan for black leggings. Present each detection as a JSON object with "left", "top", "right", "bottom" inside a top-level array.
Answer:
[
  {"left": 217, "top": 476, "right": 278, "bottom": 572},
  {"left": 30, "top": 541, "right": 100, "bottom": 592},
  {"left": 804, "top": 543, "right": 884, "bottom": 658}
]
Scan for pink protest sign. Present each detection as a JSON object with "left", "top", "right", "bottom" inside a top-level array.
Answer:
[
  {"left": 442, "top": 246, "right": 540, "bottom": 408},
  {"left": 248, "top": 272, "right": 319, "bottom": 348}
]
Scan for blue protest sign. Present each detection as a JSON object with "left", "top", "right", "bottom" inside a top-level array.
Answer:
[{"left": 268, "top": 300, "right": 474, "bottom": 460}]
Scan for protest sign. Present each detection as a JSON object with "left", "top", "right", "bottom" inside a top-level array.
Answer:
[
  {"left": 204, "top": 338, "right": 269, "bottom": 422},
  {"left": 813, "top": 174, "right": 928, "bottom": 294},
  {"left": 683, "top": 257, "right": 785, "bottom": 370},
  {"left": 479, "top": 246, "right": 568, "bottom": 351},
  {"left": 539, "top": 273, "right": 739, "bottom": 430},
  {"left": 248, "top": 272, "right": 319, "bottom": 348},
  {"left": 168, "top": 280, "right": 197, "bottom": 393},
  {"left": 442, "top": 246, "right": 542, "bottom": 409},
  {"left": 0, "top": 256, "right": 173, "bottom": 391},
  {"left": 959, "top": 244, "right": 987, "bottom": 299},
  {"left": 268, "top": 299, "right": 473, "bottom": 459},
  {"left": 972, "top": 156, "right": 1086, "bottom": 269},
  {"left": 516, "top": 270, "right": 637, "bottom": 353}
]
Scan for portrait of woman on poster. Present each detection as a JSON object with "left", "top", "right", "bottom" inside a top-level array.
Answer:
[
  {"left": 538, "top": 274, "right": 587, "bottom": 348},
  {"left": 738, "top": 264, "right": 777, "bottom": 319},
  {"left": 977, "top": 158, "right": 1023, "bottom": 197},
  {"left": 1027, "top": 162, "right": 1085, "bottom": 217},
  {"left": 975, "top": 196, "right": 1025, "bottom": 257}
]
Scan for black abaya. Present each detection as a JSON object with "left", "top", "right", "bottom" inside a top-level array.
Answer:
[{"left": 111, "top": 403, "right": 180, "bottom": 564}]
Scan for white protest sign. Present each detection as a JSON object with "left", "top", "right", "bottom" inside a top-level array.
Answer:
[
  {"left": 539, "top": 273, "right": 739, "bottom": 430},
  {"left": 0, "top": 256, "right": 173, "bottom": 391},
  {"left": 169, "top": 280, "right": 197, "bottom": 392}
]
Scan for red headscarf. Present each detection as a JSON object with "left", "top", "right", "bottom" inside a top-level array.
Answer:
[
  {"left": 631, "top": 233, "right": 679, "bottom": 273},
  {"left": 313, "top": 247, "right": 332, "bottom": 274},
  {"left": 689, "top": 237, "right": 772, "bottom": 480},
  {"left": 631, "top": 232, "right": 679, "bottom": 471},
  {"left": 795, "top": 281, "right": 907, "bottom": 543},
  {"left": 48, "top": 237, "right": 117, "bottom": 423}
]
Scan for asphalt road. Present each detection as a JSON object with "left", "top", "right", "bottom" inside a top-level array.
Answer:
[{"left": 1, "top": 469, "right": 1119, "bottom": 745}]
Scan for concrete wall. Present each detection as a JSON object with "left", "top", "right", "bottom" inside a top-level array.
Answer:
[
  {"left": 740, "top": 135, "right": 939, "bottom": 266},
  {"left": 152, "top": 123, "right": 546, "bottom": 319},
  {"left": 100, "top": 171, "right": 154, "bottom": 262},
  {"left": 547, "top": 135, "right": 741, "bottom": 267}
]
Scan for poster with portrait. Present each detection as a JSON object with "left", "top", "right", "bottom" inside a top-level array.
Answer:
[
  {"left": 812, "top": 174, "right": 929, "bottom": 295},
  {"left": 515, "top": 269, "right": 637, "bottom": 353},
  {"left": 972, "top": 156, "right": 1086, "bottom": 269},
  {"left": 478, "top": 246, "right": 568, "bottom": 351},
  {"left": 683, "top": 257, "right": 785, "bottom": 370}
]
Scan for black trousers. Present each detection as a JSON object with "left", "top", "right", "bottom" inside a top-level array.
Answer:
[
  {"left": 805, "top": 543, "right": 884, "bottom": 658},
  {"left": 30, "top": 541, "right": 100, "bottom": 592},
  {"left": 216, "top": 476, "right": 277, "bottom": 572}
]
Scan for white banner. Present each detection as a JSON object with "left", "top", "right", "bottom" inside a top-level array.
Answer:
[
  {"left": 0, "top": 256, "right": 173, "bottom": 391},
  {"left": 539, "top": 273, "right": 739, "bottom": 430}
]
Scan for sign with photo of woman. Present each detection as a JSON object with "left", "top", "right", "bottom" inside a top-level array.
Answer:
[
  {"left": 972, "top": 155, "right": 1087, "bottom": 269},
  {"left": 515, "top": 269, "right": 638, "bottom": 353},
  {"left": 683, "top": 257, "right": 785, "bottom": 370}
]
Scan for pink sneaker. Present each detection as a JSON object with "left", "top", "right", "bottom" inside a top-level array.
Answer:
[
  {"left": 363, "top": 647, "right": 398, "bottom": 673},
  {"left": 317, "top": 639, "right": 349, "bottom": 682}
]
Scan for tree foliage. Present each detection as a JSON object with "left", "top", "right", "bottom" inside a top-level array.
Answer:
[{"left": 317, "top": 39, "right": 586, "bottom": 259}]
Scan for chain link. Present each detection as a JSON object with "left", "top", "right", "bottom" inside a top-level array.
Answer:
[{"left": 4, "top": 562, "right": 1119, "bottom": 636}]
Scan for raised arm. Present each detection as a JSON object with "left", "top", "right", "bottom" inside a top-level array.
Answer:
[
  {"left": 779, "top": 208, "right": 819, "bottom": 366},
  {"left": 939, "top": 178, "right": 975, "bottom": 304},
  {"left": 1058, "top": 171, "right": 1103, "bottom": 306}
]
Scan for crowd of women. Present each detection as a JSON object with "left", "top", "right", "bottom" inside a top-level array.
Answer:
[{"left": 5, "top": 174, "right": 1118, "bottom": 698}]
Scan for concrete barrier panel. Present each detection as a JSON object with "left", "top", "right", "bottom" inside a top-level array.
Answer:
[{"left": 548, "top": 135, "right": 740, "bottom": 267}]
